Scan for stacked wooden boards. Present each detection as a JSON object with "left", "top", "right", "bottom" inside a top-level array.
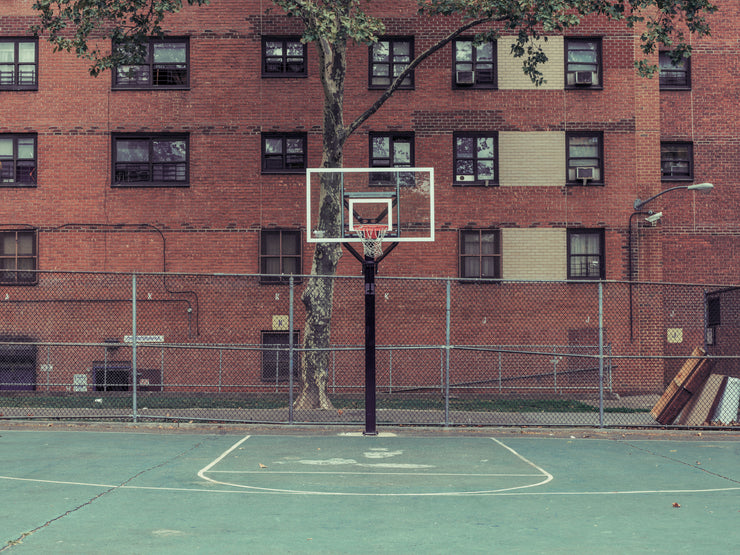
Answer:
[
  {"left": 651, "top": 347, "right": 710, "bottom": 425},
  {"left": 651, "top": 346, "right": 740, "bottom": 426}
]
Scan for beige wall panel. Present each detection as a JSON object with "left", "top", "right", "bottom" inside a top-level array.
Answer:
[
  {"left": 499, "top": 132, "right": 565, "bottom": 186},
  {"left": 502, "top": 228, "right": 567, "bottom": 280},
  {"left": 498, "top": 36, "right": 564, "bottom": 90}
]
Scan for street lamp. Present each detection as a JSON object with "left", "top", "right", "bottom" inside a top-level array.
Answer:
[
  {"left": 628, "top": 182, "right": 714, "bottom": 341},
  {"left": 633, "top": 182, "right": 714, "bottom": 211}
]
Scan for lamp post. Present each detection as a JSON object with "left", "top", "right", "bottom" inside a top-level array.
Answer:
[
  {"left": 628, "top": 182, "right": 714, "bottom": 340},
  {"left": 633, "top": 182, "right": 714, "bottom": 211}
]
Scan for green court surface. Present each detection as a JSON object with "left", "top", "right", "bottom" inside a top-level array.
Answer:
[{"left": 2, "top": 426, "right": 740, "bottom": 554}]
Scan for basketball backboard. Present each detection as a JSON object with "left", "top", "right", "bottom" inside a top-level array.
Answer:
[{"left": 306, "top": 167, "right": 434, "bottom": 245}]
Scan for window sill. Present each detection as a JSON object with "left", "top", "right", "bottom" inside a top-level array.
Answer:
[
  {"left": 112, "top": 86, "right": 190, "bottom": 91},
  {"left": 453, "top": 181, "right": 498, "bottom": 187},
  {"left": 261, "top": 74, "right": 308, "bottom": 79},
  {"left": 112, "top": 182, "right": 190, "bottom": 188},
  {"left": 261, "top": 169, "right": 306, "bottom": 175},
  {"left": 452, "top": 85, "right": 498, "bottom": 90}
]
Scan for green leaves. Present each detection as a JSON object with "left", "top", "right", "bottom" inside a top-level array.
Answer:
[
  {"left": 31, "top": 0, "right": 716, "bottom": 79},
  {"left": 31, "top": 0, "right": 210, "bottom": 76}
]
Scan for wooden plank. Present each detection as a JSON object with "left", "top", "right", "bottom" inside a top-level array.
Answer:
[
  {"left": 651, "top": 346, "right": 708, "bottom": 424},
  {"left": 672, "top": 346, "right": 707, "bottom": 387},
  {"left": 677, "top": 374, "right": 726, "bottom": 426},
  {"left": 682, "top": 357, "right": 711, "bottom": 394}
]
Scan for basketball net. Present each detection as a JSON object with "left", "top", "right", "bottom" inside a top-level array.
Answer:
[{"left": 355, "top": 224, "right": 387, "bottom": 259}]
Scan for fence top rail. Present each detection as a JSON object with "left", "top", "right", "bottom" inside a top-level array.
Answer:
[{"left": 19, "top": 269, "right": 740, "bottom": 289}]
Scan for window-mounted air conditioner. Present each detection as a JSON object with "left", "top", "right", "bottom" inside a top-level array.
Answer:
[
  {"left": 456, "top": 174, "right": 475, "bottom": 182},
  {"left": 456, "top": 70, "right": 475, "bottom": 85},
  {"left": 575, "top": 167, "right": 594, "bottom": 181},
  {"left": 574, "top": 71, "right": 593, "bottom": 85}
]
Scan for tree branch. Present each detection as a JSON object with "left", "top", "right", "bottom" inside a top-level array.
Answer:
[{"left": 346, "top": 16, "right": 498, "bottom": 137}]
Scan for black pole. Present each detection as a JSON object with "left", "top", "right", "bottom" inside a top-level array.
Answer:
[{"left": 363, "top": 255, "right": 378, "bottom": 436}]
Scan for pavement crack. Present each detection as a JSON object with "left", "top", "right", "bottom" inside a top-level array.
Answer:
[{"left": 1, "top": 440, "right": 206, "bottom": 551}]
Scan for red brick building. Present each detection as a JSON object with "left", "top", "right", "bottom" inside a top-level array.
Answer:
[{"left": 0, "top": 1, "right": 734, "bottom": 396}]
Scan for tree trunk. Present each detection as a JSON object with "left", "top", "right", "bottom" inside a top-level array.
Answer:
[{"left": 293, "top": 33, "right": 347, "bottom": 410}]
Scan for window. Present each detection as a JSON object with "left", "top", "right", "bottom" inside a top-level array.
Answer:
[
  {"left": 707, "top": 296, "right": 721, "bottom": 327},
  {"left": 453, "top": 39, "right": 496, "bottom": 88},
  {"left": 113, "top": 38, "right": 188, "bottom": 89},
  {"left": 0, "top": 134, "right": 36, "bottom": 186},
  {"left": 567, "top": 229, "right": 604, "bottom": 280},
  {"left": 369, "top": 133, "right": 413, "bottom": 185},
  {"left": 0, "top": 39, "right": 37, "bottom": 90},
  {"left": 0, "top": 230, "right": 37, "bottom": 285},
  {"left": 661, "top": 142, "right": 693, "bottom": 181},
  {"left": 262, "top": 133, "right": 307, "bottom": 173},
  {"left": 454, "top": 133, "right": 497, "bottom": 185},
  {"left": 260, "top": 230, "right": 302, "bottom": 283},
  {"left": 659, "top": 51, "right": 690, "bottom": 89},
  {"left": 261, "top": 331, "right": 300, "bottom": 382},
  {"left": 113, "top": 134, "right": 188, "bottom": 186},
  {"left": 262, "top": 37, "right": 307, "bottom": 77},
  {"left": 567, "top": 132, "right": 603, "bottom": 184},
  {"left": 459, "top": 229, "right": 501, "bottom": 280},
  {"left": 565, "top": 38, "right": 601, "bottom": 88},
  {"left": 369, "top": 37, "right": 413, "bottom": 89}
]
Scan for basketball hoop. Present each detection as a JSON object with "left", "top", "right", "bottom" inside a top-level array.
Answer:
[{"left": 355, "top": 224, "right": 387, "bottom": 259}]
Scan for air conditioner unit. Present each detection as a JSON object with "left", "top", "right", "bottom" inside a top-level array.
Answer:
[
  {"left": 456, "top": 175, "right": 475, "bottom": 182},
  {"left": 456, "top": 70, "right": 475, "bottom": 85},
  {"left": 575, "top": 167, "right": 594, "bottom": 181},
  {"left": 574, "top": 71, "right": 593, "bottom": 85}
]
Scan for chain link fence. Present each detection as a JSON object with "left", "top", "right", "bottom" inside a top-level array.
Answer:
[{"left": 0, "top": 271, "right": 736, "bottom": 428}]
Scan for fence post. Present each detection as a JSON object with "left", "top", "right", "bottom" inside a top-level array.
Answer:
[
  {"left": 132, "top": 273, "right": 138, "bottom": 423},
  {"left": 288, "top": 276, "right": 294, "bottom": 425},
  {"left": 444, "top": 279, "right": 451, "bottom": 426},
  {"left": 598, "top": 281, "right": 604, "bottom": 428}
]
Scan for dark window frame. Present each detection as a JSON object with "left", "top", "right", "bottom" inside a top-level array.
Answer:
[
  {"left": 0, "top": 134, "right": 37, "bottom": 187},
  {"left": 369, "top": 36, "right": 414, "bottom": 89},
  {"left": 452, "top": 38, "right": 497, "bottom": 89},
  {"left": 661, "top": 141, "right": 694, "bottom": 181},
  {"left": 659, "top": 51, "right": 691, "bottom": 90},
  {"left": 0, "top": 38, "right": 38, "bottom": 91},
  {"left": 262, "top": 36, "right": 308, "bottom": 78},
  {"left": 260, "top": 229, "right": 303, "bottom": 284},
  {"left": 261, "top": 331, "right": 300, "bottom": 383},
  {"left": 453, "top": 132, "right": 498, "bottom": 186},
  {"left": 566, "top": 131, "right": 604, "bottom": 186},
  {"left": 565, "top": 37, "right": 603, "bottom": 89},
  {"left": 112, "top": 37, "right": 190, "bottom": 90},
  {"left": 112, "top": 133, "right": 190, "bottom": 187},
  {"left": 567, "top": 228, "right": 605, "bottom": 280},
  {"left": 368, "top": 132, "right": 415, "bottom": 187},
  {"left": 261, "top": 132, "right": 308, "bottom": 174},
  {"left": 0, "top": 229, "right": 38, "bottom": 285},
  {"left": 459, "top": 229, "right": 502, "bottom": 281}
]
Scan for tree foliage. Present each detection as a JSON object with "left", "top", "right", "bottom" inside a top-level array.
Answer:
[{"left": 32, "top": 0, "right": 210, "bottom": 75}]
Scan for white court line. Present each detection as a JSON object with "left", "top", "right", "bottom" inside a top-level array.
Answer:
[
  {"left": 5, "top": 435, "right": 740, "bottom": 497},
  {"left": 195, "top": 435, "right": 554, "bottom": 496},
  {"left": 2, "top": 474, "right": 739, "bottom": 497},
  {"left": 207, "top": 471, "right": 545, "bottom": 477}
]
